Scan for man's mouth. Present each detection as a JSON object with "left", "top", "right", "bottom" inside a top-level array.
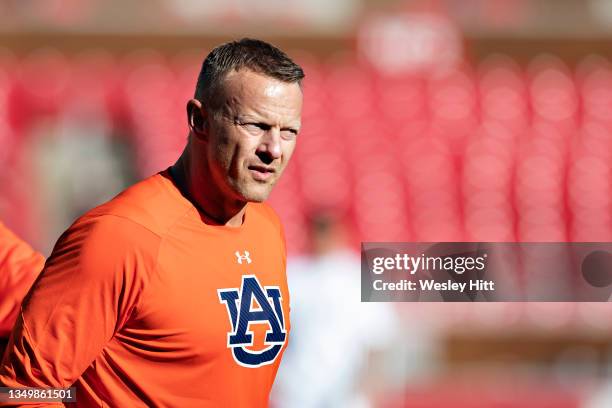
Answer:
[{"left": 248, "top": 165, "right": 275, "bottom": 181}]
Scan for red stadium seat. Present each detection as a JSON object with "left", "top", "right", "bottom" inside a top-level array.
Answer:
[{"left": 6, "top": 49, "right": 612, "bottom": 255}]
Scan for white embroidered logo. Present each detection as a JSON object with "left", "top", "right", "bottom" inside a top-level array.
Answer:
[{"left": 235, "top": 251, "right": 252, "bottom": 264}]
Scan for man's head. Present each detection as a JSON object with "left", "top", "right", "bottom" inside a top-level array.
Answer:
[
  {"left": 187, "top": 39, "right": 304, "bottom": 204},
  {"left": 307, "top": 210, "right": 350, "bottom": 256}
]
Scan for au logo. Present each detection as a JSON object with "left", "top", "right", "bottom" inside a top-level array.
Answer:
[{"left": 218, "top": 275, "right": 287, "bottom": 367}]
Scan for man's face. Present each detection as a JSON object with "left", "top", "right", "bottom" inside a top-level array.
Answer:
[{"left": 198, "top": 69, "right": 303, "bottom": 203}]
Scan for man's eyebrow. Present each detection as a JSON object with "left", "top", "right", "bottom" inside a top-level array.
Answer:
[
  {"left": 282, "top": 123, "right": 301, "bottom": 131},
  {"left": 234, "top": 114, "right": 260, "bottom": 123},
  {"left": 235, "top": 115, "right": 300, "bottom": 127}
]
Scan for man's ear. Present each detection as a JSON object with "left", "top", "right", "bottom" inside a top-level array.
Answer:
[{"left": 187, "top": 99, "right": 208, "bottom": 139}]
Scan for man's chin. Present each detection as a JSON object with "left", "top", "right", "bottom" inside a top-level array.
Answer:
[
  {"left": 236, "top": 186, "right": 272, "bottom": 203},
  {"left": 243, "top": 192, "right": 270, "bottom": 203}
]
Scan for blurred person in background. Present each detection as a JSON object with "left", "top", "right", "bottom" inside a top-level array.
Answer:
[
  {"left": 272, "top": 210, "right": 399, "bottom": 408},
  {"left": 0, "top": 38, "right": 303, "bottom": 407},
  {"left": 0, "top": 221, "right": 44, "bottom": 358}
]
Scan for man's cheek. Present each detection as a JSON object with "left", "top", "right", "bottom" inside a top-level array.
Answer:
[{"left": 280, "top": 143, "right": 296, "bottom": 163}]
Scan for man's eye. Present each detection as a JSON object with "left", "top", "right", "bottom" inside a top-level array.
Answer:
[
  {"left": 281, "top": 129, "right": 298, "bottom": 139},
  {"left": 242, "top": 123, "right": 268, "bottom": 133}
]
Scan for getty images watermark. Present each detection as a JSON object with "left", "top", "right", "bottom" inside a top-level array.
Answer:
[{"left": 361, "top": 243, "right": 612, "bottom": 302}]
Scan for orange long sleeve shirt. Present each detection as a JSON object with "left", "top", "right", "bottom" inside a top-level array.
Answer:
[
  {"left": 0, "top": 222, "right": 45, "bottom": 339},
  {"left": 0, "top": 170, "right": 291, "bottom": 407}
]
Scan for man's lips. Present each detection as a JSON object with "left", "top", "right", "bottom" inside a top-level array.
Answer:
[{"left": 248, "top": 165, "right": 276, "bottom": 181}]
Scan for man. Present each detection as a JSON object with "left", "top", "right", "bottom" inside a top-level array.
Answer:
[
  {"left": 0, "top": 221, "right": 45, "bottom": 356},
  {"left": 272, "top": 212, "right": 398, "bottom": 407},
  {"left": 0, "top": 38, "right": 304, "bottom": 407}
]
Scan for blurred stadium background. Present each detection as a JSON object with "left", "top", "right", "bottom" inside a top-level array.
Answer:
[{"left": 2, "top": 0, "right": 612, "bottom": 407}]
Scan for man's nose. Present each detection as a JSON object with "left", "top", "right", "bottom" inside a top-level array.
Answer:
[{"left": 256, "top": 128, "right": 282, "bottom": 164}]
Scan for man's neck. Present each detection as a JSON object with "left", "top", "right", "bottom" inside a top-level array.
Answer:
[{"left": 170, "top": 152, "right": 247, "bottom": 228}]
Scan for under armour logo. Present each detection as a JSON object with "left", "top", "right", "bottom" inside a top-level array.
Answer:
[{"left": 235, "top": 251, "right": 252, "bottom": 264}]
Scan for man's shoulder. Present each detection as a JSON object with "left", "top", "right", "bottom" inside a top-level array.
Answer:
[
  {"left": 248, "top": 202, "right": 283, "bottom": 231},
  {"left": 80, "top": 171, "right": 190, "bottom": 239},
  {"left": 47, "top": 212, "right": 161, "bottom": 276},
  {"left": 247, "top": 203, "right": 286, "bottom": 257},
  {"left": 0, "top": 221, "right": 45, "bottom": 268}
]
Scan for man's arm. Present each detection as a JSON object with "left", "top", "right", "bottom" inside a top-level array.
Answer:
[
  {"left": 0, "top": 215, "right": 159, "bottom": 406},
  {"left": 0, "top": 222, "right": 45, "bottom": 341}
]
